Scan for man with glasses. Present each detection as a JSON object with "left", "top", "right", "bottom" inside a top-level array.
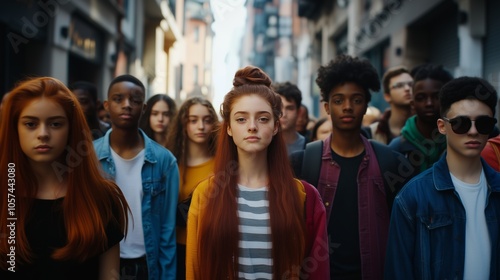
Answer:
[
  {"left": 385, "top": 77, "right": 500, "bottom": 279},
  {"left": 366, "top": 66, "right": 413, "bottom": 144},
  {"left": 389, "top": 64, "right": 453, "bottom": 174}
]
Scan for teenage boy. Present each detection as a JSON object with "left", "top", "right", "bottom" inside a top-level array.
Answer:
[
  {"left": 294, "top": 55, "right": 412, "bottom": 279},
  {"left": 273, "top": 81, "right": 306, "bottom": 154},
  {"left": 367, "top": 66, "right": 413, "bottom": 144},
  {"left": 93, "top": 74, "right": 179, "bottom": 279},
  {"left": 389, "top": 64, "right": 453, "bottom": 174},
  {"left": 385, "top": 76, "right": 500, "bottom": 279}
]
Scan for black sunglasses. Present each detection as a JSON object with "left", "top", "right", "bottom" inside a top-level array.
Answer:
[{"left": 442, "top": 116, "right": 497, "bottom": 135}]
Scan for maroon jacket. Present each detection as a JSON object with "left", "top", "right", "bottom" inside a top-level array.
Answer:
[{"left": 317, "top": 135, "right": 389, "bottom": 279}]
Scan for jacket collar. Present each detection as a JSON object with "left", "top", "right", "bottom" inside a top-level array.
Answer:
[
  {"left": 433, "top": 152, "right": 500, "bottom": 192},
  {"left": 95, "top": 128, "right": 158, "bottom": 164}
]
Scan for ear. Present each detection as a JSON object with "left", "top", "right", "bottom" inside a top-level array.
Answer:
[
  {"left": 324, "top": 101, "right": 330, "bottom": 115},
  {"left": 227, "top": 125, "right": 233, "bottom": 137},
  {"left": 437, "top": 118, "right": 447, "bottom": 135},
  {"left": 383, "top": 93, "right": 392, "bottom": 103},
  {"left": 273, "top": 121, "right": 279, "bottom": 135},
  {"left": 103, "top": 100, "right": 109, "bottom": 112},
  {"left": 142, "top": 103, "right": 147, "bottom": 115}
]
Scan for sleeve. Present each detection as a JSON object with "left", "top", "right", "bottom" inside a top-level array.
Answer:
[
  {"left": 159, "top": 157, "right": 180, "bottom": 280},
  {"left": 186, "top": 180, "right": 207, "bottom": 280},
  {"left": 384, "top": 195, "right": 416, "bottom": 280},
  {"left": 301, "top": 181, "right": 330, "bottom": 279},
  {"left": 481, "top": 142, "right": 500, "bottom": 171}
]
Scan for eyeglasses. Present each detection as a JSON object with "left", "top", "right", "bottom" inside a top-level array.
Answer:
[
  {"left": 390, "top": 81, "right": 413, "bottom": 89},
  {"left": 442, "top": 116, "right": 497, "bottom": 135}
]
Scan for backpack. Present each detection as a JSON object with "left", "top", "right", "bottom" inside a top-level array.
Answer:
[{"left": 301, "top": 139, "right": 411, "bottom": 211}]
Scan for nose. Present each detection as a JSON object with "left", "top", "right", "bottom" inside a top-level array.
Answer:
[
  {"left": 248, "top": 119, "right": 257, "bottom": 132},
  {"left": 37, "top": 124, "right": 49, "bottom": 140},
  {"left": 342, "top": 100, "right": 353, "bottom": 111},
  {"left": 197, "top": 119, "right": 205, "bottom": 130},
  {"left": 122, "top": 98, "right": 132, "bottom": 108}
]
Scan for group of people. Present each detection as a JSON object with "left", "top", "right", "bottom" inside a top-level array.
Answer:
[{"left": 0, "top": 52, "right": 499, "bottom": 280}]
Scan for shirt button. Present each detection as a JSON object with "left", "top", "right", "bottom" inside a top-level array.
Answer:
[{"left": 325, "top": 202, "right": 330, "bottom": 206}]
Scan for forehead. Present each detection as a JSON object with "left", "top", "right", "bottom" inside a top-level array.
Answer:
[
  {"left": 330, "top": 82, "right": 366, "bottom": 97},
  {"left": 447, "top": 99, "right": 493, "bottom": 117},
  {"left": 232, "top": 94, "right": 272, "bottom": 114},
  {"left": 390, "top": 72, "right": 413, "bottom": 83},
  {"left": 20, "top": 97, "right": 66, "bottom": 116},
  {"left": 413, "top": 79, "right": 443, "bottom": 94},
  {"left": 151, "top": 100, "right": 169, "bottom": 111},
  {"left": 108, "top": 81, "right": 144, "bottom": 97}
]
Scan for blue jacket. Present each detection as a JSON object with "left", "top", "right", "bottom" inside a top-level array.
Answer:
[
  {"left": 385, "top": 154, "right": 500, "bottom": 279},
  {"left": 94, "top": 129, "right": 179, "bottom": 280}
]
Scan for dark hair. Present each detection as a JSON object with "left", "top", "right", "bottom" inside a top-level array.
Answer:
[
  {"left": 69, "top": 81, "right": 98, "bottom": 103},
  {"left": 316, "top": 54, "right": 380, "bottom": 103},
  {"left": 272, "top": 81, "right": 302, "bottom": 109},
  {"left": 107, "top": 74, "right": 145, "bottom": 96},
  {"left": 382, "top": 66, "right": 410, "bottom": 94},
  {"left": 439, "top": 76, "right": 498, "bottom": 117},
  {"left": 140, "top": 94, "right": 177, "bottom": 141},
  {"left": 311, "top": 117, "right": 329, "bottom": 141},
  {"left": 412, "top": 64, "right": 453, "bottom": 85}
]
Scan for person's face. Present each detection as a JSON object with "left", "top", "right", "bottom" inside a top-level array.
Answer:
[
  {"left": 279, "top": 96, "right": 299, "bottom": 132},
  {"left": 295, "top": 106, "right": 309, "bottom": 132},
  {"left": 227, "top": 94, "right": 278, "bottom": 155},
  {"left": 315, "top": 119, "right": 332, "bottom": 141},
  {"left": 149, "top": 100, "right": 170, "bottom": 134},
  {"left": 412, "top": 79, "right": 443, "bottom": 124},
  {"left": 438, "top": 99, "right": 494, "bottom": 159},
  {"left": 324, "top": 82, "right": 367, "bottom": 133},
  {"left": 98, "top": 109, "right": 111, "bottom": 124},
  {"left": 385, "top": 73, "right": 413, "bottom": 107},
  {"left": 73, "top": 89, "right": 95, "bottom": 118},
  {"left": 186, "top": 104, "right": 215, "bottom": 145},
  {"left": 104, "top": 81, "right": 146, "bottom": 129},
  {"left": 18, "top": 98, "right": 69, "bottom": 166}
]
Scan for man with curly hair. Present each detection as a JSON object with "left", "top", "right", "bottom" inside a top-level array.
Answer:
[{"left": 293, "top": 55, "right": 412, "bottom": 279}]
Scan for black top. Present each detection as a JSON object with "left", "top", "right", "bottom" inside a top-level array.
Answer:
[
  {"left": 1, "top": 197, "right": 123, "bottom": 280},
  {"left": 328, "top": 149, "right": 364, "bottom": 280}
]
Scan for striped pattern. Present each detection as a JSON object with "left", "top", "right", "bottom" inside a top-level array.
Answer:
[{"left": 237, "top": 185, "right": 273, "bottom": 280}]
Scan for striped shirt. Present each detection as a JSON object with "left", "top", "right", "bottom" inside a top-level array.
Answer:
[{"left": 237, "top": 185, "right": 272, "bottom": 280}]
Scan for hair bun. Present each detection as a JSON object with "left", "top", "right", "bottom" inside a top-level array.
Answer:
[{"left": 233, "top": 66, "right": 272, "bottom": 88}]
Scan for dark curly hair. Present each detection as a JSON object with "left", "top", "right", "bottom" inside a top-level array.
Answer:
[
  {"left": 412, "top": 64, "right": 453, "bottom": 85},
  {"left": 439, "top": 76, "right": 497, "bottom": 117},
  {"left": 272, "top": 82, "right": 302, "bottom": 109},
  {"left": 315, "top": 54, "right": 380, "bottom": 103}
]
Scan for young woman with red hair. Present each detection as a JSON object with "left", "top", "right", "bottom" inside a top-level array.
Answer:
[
  {"left": 186, "top": 66, "right": 329, "bottom": 279},
  {"left": 0, "top": 77, "right": 128, "bottom": 279}
]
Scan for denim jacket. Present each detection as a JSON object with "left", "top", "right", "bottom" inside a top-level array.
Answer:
[
  {"left": 318, "top": 135, "right": 389, "bottom": 279},
  {"left": 385, "top": 154, "right": 500, "bottom": 279},
  {"left": 94, "top": 129, "right": 179, "bottom": 280}
]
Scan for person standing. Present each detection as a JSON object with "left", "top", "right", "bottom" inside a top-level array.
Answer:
[
  {"left": 94, "top": 74, "right": 179, "bottom": 279},
  {"left": 140, "top": 94, "right": 177, "bottom": 147},
  {"left": 385, "top": 76, "right": 500, "bottom": 279},
  {"left": 186, "top": 66, "right": 329, "bottom": 279},
  {"left": 165, "top": 97, "right": 219, "bottom": 279},
  {"left": 273, "top": 81, "right": 306, "bottom": 155},
  {"left": 367, "top": 66, "right": 413, "bottom": 144},
  {"left": 0, "top": 77, "right": 128, "bottom": 279}
]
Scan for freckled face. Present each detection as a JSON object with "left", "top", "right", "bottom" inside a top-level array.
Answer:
[
  {"left": 227, "top": 94, "right": 278, "bottom": 154},
  {"left": 18, "top": 98, "right": 69, "bottom": 165}
]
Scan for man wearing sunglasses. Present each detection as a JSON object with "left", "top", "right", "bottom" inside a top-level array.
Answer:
[{"left": 385, "top": 77, "right": 500, "bottom": 279}]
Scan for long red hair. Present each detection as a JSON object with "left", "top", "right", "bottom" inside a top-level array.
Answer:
[
  {"left": 0, "top": 77, "right": 128, "bottom": 267},
  {"left": 197, "top": 66, "right": 306, "bottom": 279}
]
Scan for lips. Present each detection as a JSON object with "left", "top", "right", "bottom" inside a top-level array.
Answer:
[
  {"left": 119, "top": 114, "right": 133, "bottom": 120},
  {"left": 465, "top": 140, "right": 481, "bottom": 149},
  {"left": 35, "top": 145, "right": 52, "bottom": 152}
]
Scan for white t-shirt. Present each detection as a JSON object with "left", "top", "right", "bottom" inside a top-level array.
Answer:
[
  {"left": 111, "top": 148, "right": 146, "bottom": 259},
  {"left": 451, "top": 170, "right": 490, "bottom": 280}
]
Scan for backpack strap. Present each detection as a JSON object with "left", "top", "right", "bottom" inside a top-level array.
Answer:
[{"left": 301, "top": 140, "right": 323, "bottom": 187}]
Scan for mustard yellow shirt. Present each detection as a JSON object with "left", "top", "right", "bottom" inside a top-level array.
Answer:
[{"left": 176, "top": 158, "right": 214, "bottom": 244}]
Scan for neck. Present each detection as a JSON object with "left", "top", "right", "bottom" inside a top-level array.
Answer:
[
  {"left": 389, "top": 106, "right": 412, "bottom": 135},
  {"left": 109, "top": 127, "right": 144, "bottom": 158},
  {"left": 282, "top": 129, "right": 298, "bottom": 145},
  {"left": 446, "top": 151, "right": 483, "bottom": 184},
  {"left": 330, "top": 129, "right": 365, "bottom": 157},
  {"left": 186, "top": 141, "right": 212, "bottom": 166},
  {"left": 154, "top": 132, "right": 168, "bottom": 147},
  {"left": 415, "top": 118, "right": 438, "bottom": 139},
  {"left": 31, "top": 162, "right": 68, "bottom": 199},
  {"left": 237, "top": 150, "right": 269, "bottom": 189}
]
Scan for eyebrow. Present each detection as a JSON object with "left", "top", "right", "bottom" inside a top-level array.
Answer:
[
  {"left": 20, "top": 116, "right": 67, "bottom": 120},
  {"left": 233, "top": 111, "right": 271, "bottom": 115}
]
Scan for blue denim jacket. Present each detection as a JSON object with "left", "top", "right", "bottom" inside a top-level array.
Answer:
[
  {"left": 94, "top": 129, "right": 179, "bottom": 280},
  {"left": 385, "top": 154, "right": 500, "bottom": 279}
]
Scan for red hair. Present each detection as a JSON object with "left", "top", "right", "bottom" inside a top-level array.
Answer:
[
  {"left": 0, "top": 77, "right": 128, "bottom": 267},
  {"left": 197, "top": 66, "right": 306, "bottom": 279}
]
